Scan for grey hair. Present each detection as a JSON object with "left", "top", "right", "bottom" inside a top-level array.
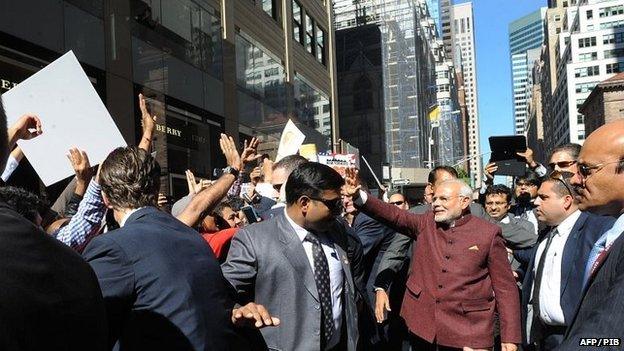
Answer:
[{"left": 438, "top": 179, "right": 473, "bottom": 198}]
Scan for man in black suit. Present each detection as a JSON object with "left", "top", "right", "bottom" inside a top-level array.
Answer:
[
  {"left": 0, "top": 99, "right": 108, "bottom": 350},
  {"left": 556, "top": 121, "right": 624, "bottom": 350},
  {"left": 83, "top": 134, "right": 271, "bottom": 350},
  {"left": 519, "top": 176, "right": 613, "bottom": 350}
]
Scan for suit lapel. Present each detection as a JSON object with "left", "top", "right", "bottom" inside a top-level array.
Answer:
[
  {"left": 333, "top": 239, "right": 354, "bottom": 294},
  {"left": 276, "top": 214, "right": 319, "bottom": 302},
  {"left": 561, "top": 213, "right": 587, "bottom": 297}
]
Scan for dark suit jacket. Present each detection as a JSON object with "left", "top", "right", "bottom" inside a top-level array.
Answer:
[
  {"left": 0, "top": 201, "right": 108, "bottom": 351},
  {"left": 520, "top": 212, "right": 614, "bottom": 346},
  {"left": 556, "top": 223, "right": 624, "bottom": 350},
  {"left": 222, "top": 213, "right": 359, "bottom": 351},
  {"left": 352, "top": 212, "right": 396, "bottom": 306},
  {"left": 83, "top": 206, "right": 235, "bottom": 350},
  {"left": 360, "top": 196, "right": 521, "bottom": 348}
]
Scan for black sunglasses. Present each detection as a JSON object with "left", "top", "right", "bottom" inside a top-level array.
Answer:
[
  {"left": 389, "top": 200, "right": 405, "bottom": 206},
  {"left": 577, "top": 160, "right": 623, "bottom": 178},
  {"left": 549, "top": 170, "right": 574, "bottom": 196},
  {"left": 308, "top": 196, "right": 343, "bottom": 213},
  {"left": 548, "top": 160, "right": 576, "bottom": 170}
]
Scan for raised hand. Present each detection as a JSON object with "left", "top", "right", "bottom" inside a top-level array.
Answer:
[
  {"left": 343, "top": 167, "right": 361, "bottom": 199},
  {"left": 484, "top": 162, "right": 498, "bottom": 181},
  {"left": 219, "top": 134, "right": 242, "bottom": 171},
  {"left": 139, "top": 93, "right": 157, "bottom": 136},
  {"left": 517, "top": 148, "right": 537, "bottom": 168},
  {"left": 67, "top": 147, "right": 93, "bottom": 183},
  {"left": 241, "top": 137, "right": 262, "bottom": 168},
  {"left": 9, "top": 114, "right": 43, "bottom": 146},
  {"left": 231, "top": 302, "right": 280, "bottom": 328},
  {"left": 67, "top": 147, "right": 93, "bottom": 196},
  {"left": 250, "top": 166, "right": 262, "bottom": 186}
]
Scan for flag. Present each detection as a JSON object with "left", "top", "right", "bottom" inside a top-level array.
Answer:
[{"left": 428, "top": 105, "right": 441, "bottom": 121}]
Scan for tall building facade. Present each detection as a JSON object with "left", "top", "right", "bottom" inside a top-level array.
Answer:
[
  {"left": 508, "top": 8, "right": 547, "bottom": 135},
  {"left": 334, "top": 0, "right": 440, "bottom": 178},
  {"left": 0, "top": 0, "right": 337, "bottom": 199},
  {"left": 451, "top": 2, "right": 481, "bottom": 185},
  {"left": 551, "top": 0, "right": 624, "bottom": 148}
]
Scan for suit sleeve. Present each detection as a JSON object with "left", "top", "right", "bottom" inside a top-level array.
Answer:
[
  {"left": 359, "top": 195, "right": 427, "bottom": 239},
  {"left": 221, "top": 229, "right": 258, "bottom": 304},
  {"left": 354, "top": 215, "right": 391, "bottom": 257},
  {"left": 500, "top": 219, "right": 537, "bottom": 250},
  {"left": 374, "top": 233, "right": 411, "bottom": 290},
  {"left": 557, "top": 254, "right": 624, "bottom": 350},
  {"left": 488, "top": 229, "right": 522, "bottom": 344},
  {"left": 82, "top": 235, "right": 135, "bottom": 346}
]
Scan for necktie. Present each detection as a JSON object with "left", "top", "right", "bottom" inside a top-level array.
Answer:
[
  {"left": 530, "top": 228, "right": 557, "bottom": 341},
  {"left": 305, "top": 233, "right": 334, "bottom": 346},
  {"left": 583, "top": 234, "right": 610, "bottom": 287}
]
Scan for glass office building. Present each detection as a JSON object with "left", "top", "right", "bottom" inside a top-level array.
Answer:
[
  {"left": 509, "top": 7, "right": 547, "bottom": 135},
  {"left": 0, "top": 0, "right": 337, "bottom": 199}
]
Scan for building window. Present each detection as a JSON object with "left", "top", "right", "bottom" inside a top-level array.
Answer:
[
  {"left": 292, "top": 1, "right": 303, "bottom": 44},
  {"left": 606, "top": 62, "right": 622, "bottom": 73},
  {"left": 587, "top": 10, "right": 593, "bottom": 19},
  {"left": 575, "top": 82, "right": 598, "bottom": 93},
  {"left": 305, "top": 14, "right": 315, "bottom": 54},
  {"left": 600, "top": 20, "right": 624, "bottom": 30},
  {"left": 467, "top": 17, "right": 470, "bottom": 31},
  {"left": 262, "top": 0, "right": 278, "bottom": 20},
  {"left": 604, "top": 48, "right": 624, "bottom": 58},
  {"left": 316, "top": 27, "right": 326, "bottom": 65},
  {"left": 578, "top": 36, "right": 597, "bottom": 48},
  {"left": 599, "top": 5, "right": 624, "bottom": 18},
  {"left": 603, "top": 32, "right": 624, "bottom": 44},
  {"left": 579, "top": 52, "right": 598, "bottom": 62},
  {"left": 575, "top": 65, "right": 600, "bottom": 77}
]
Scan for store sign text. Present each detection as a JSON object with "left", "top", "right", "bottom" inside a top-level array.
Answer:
[{"left": 1, "top": 79, "right": 18, "bottom": 91}]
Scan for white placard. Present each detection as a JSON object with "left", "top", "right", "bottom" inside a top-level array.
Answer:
[
  {"left": 275, "top": 119, "right": 305, "bottom": 162},
  {"left": 1, "top": 51, "right": 127, "bottom": 186}
]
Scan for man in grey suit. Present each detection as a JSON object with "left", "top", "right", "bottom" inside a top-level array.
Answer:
[
  {"left": 223, "top": 162, "right": 359, "bottom": 351},
  {"left": 484, "top": 184, "right": 537, "bottom": 252}
]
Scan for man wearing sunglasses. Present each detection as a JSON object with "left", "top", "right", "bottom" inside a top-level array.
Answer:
[
  {"left": 517, "top": 173, "right": 613, "bottom": 351},
  {"left": 556, "top": 121, "right": 624, "bottom": 350},
  {"left": 345, "top": 171, "right": 521, "bottom": 351},
  {"left": 509, "top": 144, "right": 581, "bottom": 178},
  {"left": 223, "top": 162, "right": 360, "bottom": 351}
]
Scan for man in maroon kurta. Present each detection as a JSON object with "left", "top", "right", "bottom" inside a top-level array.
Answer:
[{"left": 346, "top": 175, "right": 521, "bottom": 350}]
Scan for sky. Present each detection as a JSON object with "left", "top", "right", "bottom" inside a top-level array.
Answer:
[{"left": 470, "top": 0, "right": 547, "bottom": 159}]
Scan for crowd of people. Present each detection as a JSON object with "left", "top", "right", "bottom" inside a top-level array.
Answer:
[{"left": 0, "top": 91, "right": 623, "bottom": 351}]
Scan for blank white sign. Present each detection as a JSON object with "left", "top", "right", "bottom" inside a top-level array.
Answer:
[{"left": 1, "top": 51, "right": 127, "bottom": 186}]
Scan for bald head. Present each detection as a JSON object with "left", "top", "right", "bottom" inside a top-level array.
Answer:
[{"left": 570, "top": 120, "right": 624, "bottom": 215}]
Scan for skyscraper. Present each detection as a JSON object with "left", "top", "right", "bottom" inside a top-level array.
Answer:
[
  {"left": 451, "top": 2, "right": 481, "bottom": 185},
  {"left": 508, "top": 8, "right": 547, "bottom": 135},
  {"left": 551, "top": 0, "right": 624, "bottom": 147}
]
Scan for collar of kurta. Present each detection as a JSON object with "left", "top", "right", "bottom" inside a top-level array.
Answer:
[{"left": 436, "top": 213, "right": 472, "bottom": 230}]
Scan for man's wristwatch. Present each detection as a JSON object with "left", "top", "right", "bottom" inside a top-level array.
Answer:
[{"left": 222, "top": 166, "right": 240, "bottom": 178}]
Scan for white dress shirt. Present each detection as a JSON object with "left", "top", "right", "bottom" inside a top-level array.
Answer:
[
  {"left": 1, "top": 155, "right": 19, "bottom": 182},
  {"left": 119, "top": 207, "right": 144, "bottom": 227},
  {"left": 531, "top": 209, "right": 581, "bottom": 326},
  {"left": 284, "top": 210, "right": 343, "bottom": 349}
]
